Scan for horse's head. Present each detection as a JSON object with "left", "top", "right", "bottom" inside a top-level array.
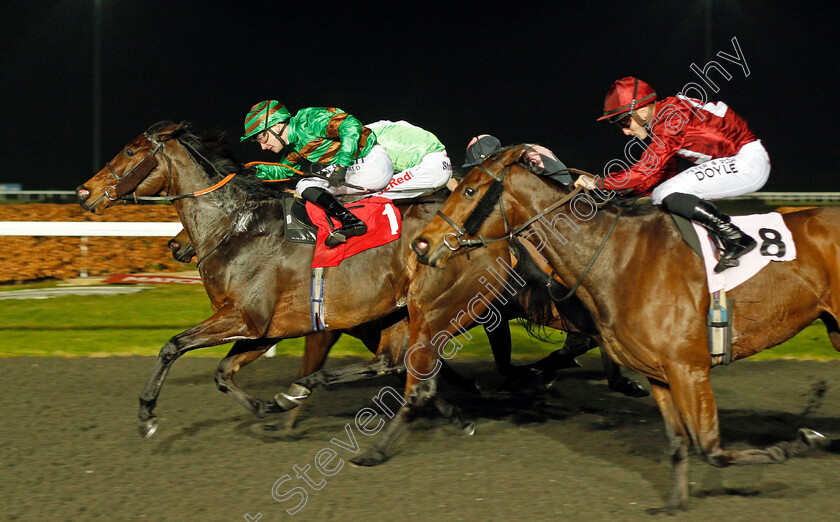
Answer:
[
  {"left": 76, "top": 121, "right": 187, "bottom": 214},
  {"left": 168, "top": 229, "right": 195, "bottom": 263},
  {"left": 412, "top": 145, "right": 531, "bottom": 268}
]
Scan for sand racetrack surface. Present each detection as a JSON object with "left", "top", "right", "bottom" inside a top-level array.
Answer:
[{"left": 2, "top": 355, "right": 840, "bottom": 521}]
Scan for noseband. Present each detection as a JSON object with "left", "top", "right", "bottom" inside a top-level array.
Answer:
[
  {"left": 104, "top": 132, "right": 170, "bottom": 201},
  {"left": 436, "top": 164, "right": 512, "bottom": 251},
  {"left": 102, "top": 129, "right": 237, "bottom": 203}
]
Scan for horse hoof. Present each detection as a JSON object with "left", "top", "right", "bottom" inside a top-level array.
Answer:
[
  {"left": 349, "top": 450, "right": 388, "bottom": 467},
  {"left": 609, "top": 378, "right": 650, "bottom": 398},
  {"left": 139, "top": 417, "right": 159, "bottom": 439},
  {"left": 463, "top": 422, "right": 476, "bottom": 436},
  {"left": 462, "top": 379, "right": 483, "bottom": 395},
  {"left": 625, "top": 381, "right": 650, "bottom": 397},
  {"left": 798, "top": 428, "right": 829, "bottom": 449},
  {"left": 256, "top": 399, "right": 284, "bottom": 418},
  {"left": 273, "top": 384, "right": 310, "bottom": 411}
]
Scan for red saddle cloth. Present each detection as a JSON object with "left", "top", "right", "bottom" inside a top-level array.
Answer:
[{"left": 305, "top": 196, "right": 402, "bottom": 268}]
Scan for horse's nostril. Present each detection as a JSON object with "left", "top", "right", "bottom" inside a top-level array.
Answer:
[
  {"left": 413, "top": 238, "right": 429, "bottom": 255},
  {"left": 170, "top": 242, "right": 180, "bottom": 249},
  {"left": 76, "top": 186, "right": 90, "bottom": 201}
]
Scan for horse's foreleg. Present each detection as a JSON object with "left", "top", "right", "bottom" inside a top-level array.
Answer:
[
  {"left": 215, "top": 338, "right": 280, "bottom": 417},
  {"left": 654, "top": 362, "right": 829, "bottom": 512},
  {"left": 488, "top": 320, "right": 515, "bottom": 375},
  {"left": 432, "top": 395, "right": 475, "bottom": 434},
  {"left": 350, "top": 322, "right": 440, "bottom": 467},
  {"left": 138, "top": 303, "right": 256, "bottom": 438},
  {"left": 647, "top": 378, "right": 691, "bottom": 514},
  {"left": 350, "top": 377, "right": 438, "bottom": 467},
  {"left": 494, "top": 331, "right": 583, "bottom": 392}
]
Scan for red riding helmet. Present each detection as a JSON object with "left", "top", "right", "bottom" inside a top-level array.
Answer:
[{"left": 597, "top": 77, "right": 657, "bottom": 123}]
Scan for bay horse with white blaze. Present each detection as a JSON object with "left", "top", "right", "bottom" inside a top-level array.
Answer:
[{"left": 409, "top": 145, "right": 836, "bottom": 512}]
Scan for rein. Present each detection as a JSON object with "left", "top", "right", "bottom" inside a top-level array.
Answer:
[
  {"left": 108, "top": 132, "right": 239, "bottom": 203},
  {"left": 546, "top": 207, "right": 622, "bottom": 302},
  {"left": 436, "top": 161, "right": 622, "bottom": 302},
  {"left": 104, "top": 128, "right": 243, "bottom": 267},
  {"left": 436, "top": 164, "right": 583, "bottom": 251}
]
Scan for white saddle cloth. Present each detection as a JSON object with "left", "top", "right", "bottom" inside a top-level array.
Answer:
[{"left": 693, "top": 212, "right": 796, "bottom": 293}]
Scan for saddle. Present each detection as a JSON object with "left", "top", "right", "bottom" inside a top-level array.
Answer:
[
  {"left": 281, "top": 190, "right": 449, "bottom": 245},
  {"left": 282, "top": 193, "right": 319, "bottom": 244}
]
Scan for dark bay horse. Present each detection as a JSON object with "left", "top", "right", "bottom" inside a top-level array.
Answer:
[
  {"left": 77, "top": 121, "right": 464, "bottom": 438},
  {"left": 408, "top": 145, "right": 836, "bottom": 511}
]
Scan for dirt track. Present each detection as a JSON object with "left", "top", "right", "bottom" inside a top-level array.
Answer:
[{"left": 2, "top": 356, "right": 839, "bottom": 521}]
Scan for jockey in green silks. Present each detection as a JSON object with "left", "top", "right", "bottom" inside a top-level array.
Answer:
[
  {"left": 242, "top": 100, "right": 392, "bottom": 246},
  {"left": 243, "top": 101, "right": 453, "bottom": 245}
]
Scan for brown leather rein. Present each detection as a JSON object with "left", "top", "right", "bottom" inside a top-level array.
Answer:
[{"left": 104, "top": 131, "right": 240, "bottom": 204}]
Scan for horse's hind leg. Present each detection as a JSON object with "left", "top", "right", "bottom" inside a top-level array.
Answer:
[
  {"left": 278, "top": 330, "right": 344, "bottom": 429},
  {"left": 138, "top": 303, "right": 257, "bottom": 438},
  {"left": 215, "top": 338, "right": 282, "bottom": 418},
  {"left": 273, "top": 354, "right": 404, "bottom": 411},
  {"left": 819, "top": 311, "right": 840, "bottom": 350}
]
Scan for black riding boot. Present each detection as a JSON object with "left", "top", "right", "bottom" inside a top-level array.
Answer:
[
  {"left": 301, "top": 187, "right": 367, "bottom": 246},
  {"left": 690, "top": 201, "right": 757, "bottom": 272},
  {"left": 662, "top": 193, "right": 756, "bottom": 273}
]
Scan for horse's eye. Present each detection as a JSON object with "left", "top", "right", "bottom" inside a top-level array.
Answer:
[
  {"left": 125, "top": 149, "right": 135, "bottom": 157},
  {"left": 463, "top": 187, "right": 477, "bottom": 198}
]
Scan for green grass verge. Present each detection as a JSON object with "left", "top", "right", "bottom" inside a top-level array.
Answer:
[{"left": 0, "top": 282, "right": 838, "bottom": 361}]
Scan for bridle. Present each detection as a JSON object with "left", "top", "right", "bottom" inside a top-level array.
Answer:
[
  {"left": 103, "top": 129, "right": 237, "bottom": 204},
  {"left": 436, "top": 162, "right": 585, "bottom": 251},
  {"left": 103, "top": 132, "right": 169, "bottom": 201},
  {"left": 97, "top": 126, "right": 243, "bottom": 267},
  {"left": 434, "top": 160, "right": 622, "bottom": 302}
]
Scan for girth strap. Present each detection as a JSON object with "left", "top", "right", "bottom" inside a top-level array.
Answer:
[{"left": 311, "top": 268, "right": 327, "bottom": 331}]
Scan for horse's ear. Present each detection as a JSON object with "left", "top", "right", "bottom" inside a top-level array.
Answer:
[
  {"left": 156, "top": 121, "right": 189, "bottom": 142},
  {"left": 491, "top": 143, "right": 529, "bottom": 167}
]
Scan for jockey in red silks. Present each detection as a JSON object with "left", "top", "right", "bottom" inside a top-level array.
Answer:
[{"left": 575, "top": 77, "right": 770, "bottom": 272}]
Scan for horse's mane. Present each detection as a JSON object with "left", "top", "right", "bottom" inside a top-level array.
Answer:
[
  {"left": 506, "top": 236, "right": 597, "bottom": 339},
  {"left": 150, "top": 121, "right": 291, "bottom": 226},
  {"left": 495, "top": 154, "right": 660, "bottom": 217}
]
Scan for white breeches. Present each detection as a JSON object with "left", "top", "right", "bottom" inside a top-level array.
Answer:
[
  {"left": 651, "top": 140, "right": 770, "bottom": 204},
  {"left": 295, "top": 145, "right": 395, "bottom": 196},
  {"left": 377, "top": 151, "right": 453, "bottom": 200}
]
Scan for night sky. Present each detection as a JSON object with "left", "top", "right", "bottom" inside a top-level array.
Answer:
[{"left": 2, "top": 1, "right": 837, "bottom": 192}]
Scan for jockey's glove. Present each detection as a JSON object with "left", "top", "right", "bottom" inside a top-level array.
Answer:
[
  {"left": 301, "top": 159, "right": 325, "bottom": 175},
  {"left": 573, "top": 173, "right": 598, "bottom": 191},
  {"left": 329, "top": 165, "right": 348, "bottom": 188}
]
